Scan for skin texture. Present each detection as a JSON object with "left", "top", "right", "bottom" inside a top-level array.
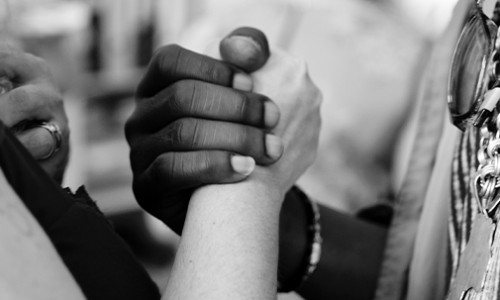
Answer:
[
  {"left": 129, "top": 27, "right": 388, "bottom": 298},
  {"left": 126, "top": 36, "right": 282, "bottom": 234},
  {"left": 162, "top": 33, "right": 322, "bottom": 300},
  {"left": 0, "top": 45, "right": 69, "bottom": 183},
  {"left": 0, "top": 27, "right": 387, "bottom": 299},
  {"left": 219, "top": 27, "right": 271, "bottom": 72}
]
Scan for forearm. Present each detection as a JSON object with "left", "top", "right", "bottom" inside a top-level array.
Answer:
[
  {"left": 0, "top": 168, "right": 85, "bottom": 300},
  {"left": 0, "top": 123, "right": 160, "bottom": 300},
  {"left": 296, "top": 204, "right": 387, "bottom": 299},
  {"left": 163, "top": 173, "right": 283, "bottom": 300}
]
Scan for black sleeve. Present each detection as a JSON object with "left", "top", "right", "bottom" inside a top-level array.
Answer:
[{"left": 0, "top": 122, "right": 160, "bottom": 300}]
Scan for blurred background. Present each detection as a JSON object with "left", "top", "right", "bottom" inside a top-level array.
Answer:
[{"left": 0, "top": 0, "right": 458, "bottom": 298}]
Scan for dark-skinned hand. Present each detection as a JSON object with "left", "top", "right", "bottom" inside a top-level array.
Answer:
[{"left": 125, "top": 28, "right": 281, "bottom": 234}]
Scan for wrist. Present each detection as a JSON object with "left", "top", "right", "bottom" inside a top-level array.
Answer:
[
  {"left": 249, "top": 167, "right": 290, "bottom": 204},
  {"left": 192, "top": 179, "right": 283, "bottom": 217}
]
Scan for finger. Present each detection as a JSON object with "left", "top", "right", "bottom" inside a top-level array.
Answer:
[
  {"left": 138, "top": 151, "right": 256, "bottom": 194},
  {"left": 127, "top": 80, "right": 280, "bottom": 134},
  {"left": 15, "top": 126, "right": 58, "bottom": 160},
  {"left": 0, "top": 84, "right": 62, "bottom": 127},
  {"left": 0, "top": 76, "right": 13, "bottom": 94},
  {"left": 129, "top": 118, "right": 283, "bottom": 173},
  {"left": 136, "top": 44, "right": 252, "bottom": 98},
  {"left": 219, "top": 27, "right": 271, "bottom": 72},
  {"left": 0, "top": 46, "right": 53, "bottom": 84}
]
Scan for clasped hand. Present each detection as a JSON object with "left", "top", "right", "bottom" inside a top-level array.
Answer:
[{"left": 125, "top": 27, "right": 322, "bottom": 233}]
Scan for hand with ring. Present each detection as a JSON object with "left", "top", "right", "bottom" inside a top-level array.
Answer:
[{"left": 0, "top": 45, "right": 69, "bottom": 183}]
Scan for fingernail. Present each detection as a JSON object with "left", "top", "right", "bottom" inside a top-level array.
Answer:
[
  {"left": 220, "top": 35, "right": 264, "bottom": 72},
  {"left": 231, "top": 155, "right": 255, "bottom": 176},
  {"left": 266, "top": 134, "right": 284, "bottom": 160},
  {"left": 264, "top": 101, "right": 280, "bottom": 128},
  {"left": 233, "top": 73, "right": 253, "bottom": 91},
  {"left": 224, "top": 35, "right": 262, "bottom": 58}
]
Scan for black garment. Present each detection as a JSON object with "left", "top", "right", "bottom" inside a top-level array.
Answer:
[{"left": 0, "top": 122, "right": 160, "bottom": 300}]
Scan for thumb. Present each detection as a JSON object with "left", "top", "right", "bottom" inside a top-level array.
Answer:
[
  {"left": 15, "top": 123, "right": 61, "bottom": 161},
  {"left": 219, "top": 27, "right": 270, "bottom": 72},
  {"left": 16, "top": 127, "right": 56, "bottom": 160}
]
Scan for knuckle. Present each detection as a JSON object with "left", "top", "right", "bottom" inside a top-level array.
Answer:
[
  {"left": 177, "top": 119, "right": 191, "bottom": 146},
  {"left": 124, "top": 115, "right": 139, "bottom": 142},
  {"left": 151, "top": 153, "right": 176, "bottom": 181},
  {"left": 168, "top": 81, "right": 194, "bottom": 114},
  {"left": 200, "top": 58, "right": 230, "bottom": 84},
  {"left": 154, "top": 44, "right": 182, "bottom": 75},
  {"left": 293, "top": 72, "right": 322, "bottom": 111},
  {"left": 8, "top": 88, "right": 33, "bottom": 112},
  {"left": 125, "top": 99, "right": 156, "bottom": 140},
  {"left": 153, "top": 44, "right": 181, "bottom": 64},
  {"left": 163, "top": 119, "right": 185, "bottom": 145},
  {"left": 280, "top": 53, "right": 307, "bottom": 76},
  {"left": 165, "top": 118, "right": 202, "bottom": 148}
]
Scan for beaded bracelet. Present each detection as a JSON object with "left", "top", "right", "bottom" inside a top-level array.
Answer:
[{"left": 278, "top": 185, "right": 322, "bottom": 293}]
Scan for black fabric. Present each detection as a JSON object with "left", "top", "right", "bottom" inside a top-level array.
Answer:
[
  {"left": 48, "top": 188, "right": 161, "bottom": 300},
  {"left": 0, "top": 122, "right": 160, "bottom": 300},
  {"left": 0, "top": 122, "right": 74, "bottom": 229},
  {"left": 356, "top": 204, "right": 394, "bottom": 228}
]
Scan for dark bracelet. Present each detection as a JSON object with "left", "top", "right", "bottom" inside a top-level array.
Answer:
[{"left": 278, "top": 185, "right": 322, "bottom": 293}]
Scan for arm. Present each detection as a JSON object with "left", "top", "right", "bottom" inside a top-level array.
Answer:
[
  {"left": 217, "top": 32, "right": 388, "bottom": 298},
  {"left": 165, "top": 180, "right": 283, "bottom": 299},
  {"left": 0, "top": 120, "right": 160, "bottom": 300},
  {"left": 127, "top": 27, "right": 385, "bottom": 298},
  {"left": 168, "top": 184, "right": 387, "bottom": 300},
  {"left": 125, "top": 40, "right": 282, "bottom": 235},
  {"left": 0, "top": 47, "right": 160, "bottom": 300},
  {"left": 279, "top": 191, "right": 388, "bottom": 300},
  {"left": 163, "top": 46, "right": 322, "bottom": 299},
  {"left": 0, "top": 127, "right": 84, "bottom": 300},
  {"left": 213, "top": 32, "right": 389, "bottom": 298},
  {"left": 299, "top": 204, "right": 387, "bottom": 299}
]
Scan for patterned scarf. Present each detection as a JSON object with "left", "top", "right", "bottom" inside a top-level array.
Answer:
[{"left": 449, "top": 127, "right": 500, "bottom": 298}]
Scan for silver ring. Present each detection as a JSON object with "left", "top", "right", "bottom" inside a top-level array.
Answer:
[{"left": 38, "top": 122, "right": 62, "bottom": 160}]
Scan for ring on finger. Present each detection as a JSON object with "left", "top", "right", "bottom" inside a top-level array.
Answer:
[{"left": 37, "top": 122, "right": 62, "bottom": 160}]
